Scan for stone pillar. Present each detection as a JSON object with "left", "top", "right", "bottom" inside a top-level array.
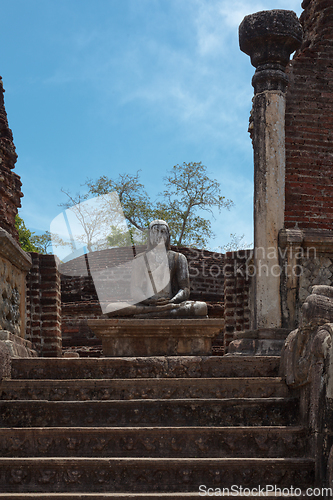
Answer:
[{"left": 239, "top": 10, "right": 302, "bottom": 329}]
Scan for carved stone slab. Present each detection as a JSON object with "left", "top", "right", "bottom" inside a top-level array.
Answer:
[
  {"left": 0, "top": 331, "right": 36, "bottom": 358},
  {"left": 281, "top": 286, "right": 333, "bottom": 387},
  {"left": 0, "top": 228, "right": 31, "bottom": 272},
  {"left": 0, "top": 376, "right": 289, "bottom": 401},
  {"left": 88, "top": 318, "right": 222, "bottom": 356},
  {"left": 0, "top": 457, "right": 315, "bottom": 493},
  {"left": 0, "top": 229, "right": 31, "bottom": 337},
  {"left": 227, "top": 328, "right": 291, "bottom": 356},
  {"left": 0, "top": 426, "right": 308, "bottom": 459},
  {"left": 11, "top": 356, "right": 281, "bottom": 380},
  {"left": 0, "top": 397, "right": 299, "bottom": 428}
]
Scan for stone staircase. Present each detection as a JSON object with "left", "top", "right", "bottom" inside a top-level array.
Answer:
[{"left": 0, "top": 355, "right": 314, "bottom": 498}]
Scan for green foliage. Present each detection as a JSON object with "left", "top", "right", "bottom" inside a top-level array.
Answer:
[
  {"left": 61, "top": 162, "right": 233, "bottom": 249},
  {"left": 32, "top": 231, "right": 53, "bottom": 254},
  {"left": 107, "top": 225, "right": 132, "bottom": 247},
  {"left": 155, "top": 162, "right": 233, "bottom": 247},
  {"left": 106, "top": 226, "right": 147, "bottom": 248},
  {"left": 16, "top": 162, "right": 240, "bottom": 257},
  {"left": 15, "top": 214, "right": 39, "bottom": 252},
  {"left": 15, "top": 214, "right": 52, "bottom": 254},
  {"left": 86, "top": 171, "right": 152, "bottom": 232}
]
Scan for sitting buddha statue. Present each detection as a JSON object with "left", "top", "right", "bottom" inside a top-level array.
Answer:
[{"left": 105, "top": 219, "right": 207, "bottom": 318}]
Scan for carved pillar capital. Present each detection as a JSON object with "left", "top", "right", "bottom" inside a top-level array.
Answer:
[{"left": 239, "top": 10, "right": 303, "bottom": 93}]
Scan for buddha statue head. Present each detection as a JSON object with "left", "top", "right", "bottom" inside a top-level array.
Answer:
[{"left": 147, "top": 220, "right": 171, "bottom": 251}]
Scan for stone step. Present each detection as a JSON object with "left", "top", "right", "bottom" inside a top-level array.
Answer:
[
  {"left": 0, "top": 377, "right": 289, "bottom": 401},
  {"left": 0, "top": 495, "right": 204, "bottom": 500},
  {"left": 0, "top": 457, "right": 315, "bottom": 493},
  {"left": 0, "top": 495, "right": 208, "bottom": 500},
  {"left": 11, "top": 356, "right": 280, "bottom": 380},
  {"left": 0, "top": 397, "right": 299, "bottom": 428},
  {"left": 0, "top": 426, "right": 308, "bottom": 458},
  {"left": 0, "top": 493, "right": 315, "bottom": 500}
]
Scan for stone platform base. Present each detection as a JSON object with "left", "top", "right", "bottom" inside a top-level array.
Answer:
[
  {"left": 0, "top": 331, "right": 37, "bottom": 381},
  {"left": 88, "top": 318, "right": 223, "bottom": 356},
  {"left": 0, "top": 330, "right": 37, "bottom": 358},
  {"left": 227, "top": 328, "right": 290, "bottom": 356}
]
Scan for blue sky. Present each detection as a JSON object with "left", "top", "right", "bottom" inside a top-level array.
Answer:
[{"left": 1, "top": 0, "right": 302, "bottom": 251}]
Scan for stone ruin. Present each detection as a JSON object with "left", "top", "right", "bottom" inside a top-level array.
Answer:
[
  {"left": 1, "top": 0, "right": 333, "bottom": 495},
  {"left": 0, "top": 77, "right": 22, "bottom": 242},
  {"left": 0, "top": 77, "right": 35, "bottom": 363}
]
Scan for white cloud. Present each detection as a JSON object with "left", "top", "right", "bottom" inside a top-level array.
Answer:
[
  {"left": 28, "top": 0, "right": 302, "bottom": 237},
  {"left": 192, "top": 0, "right": 302, "bottom": 59},
  {"left": 41, "top": 0, "right": 302, "bottom": 141}
]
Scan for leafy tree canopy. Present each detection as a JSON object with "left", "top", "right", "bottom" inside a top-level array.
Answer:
[
  {"left": 61, "top": 162, "right": 234, "bottom": 249},
  {"left": 155, "top": 162, "right": 233, "bottom": 247},
  {"left": 15, "top": 214, "right": 38, "bottom": 252},
  {"left": 15, "top": 214, "right": 52, "bottom": 254},
  {"left": 86, "top": 171, "right": 152, "bottom": 233}
]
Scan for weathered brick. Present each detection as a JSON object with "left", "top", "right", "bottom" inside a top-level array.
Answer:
[{"left": 285, "top": 11, "right": 333, "bottom": 231}]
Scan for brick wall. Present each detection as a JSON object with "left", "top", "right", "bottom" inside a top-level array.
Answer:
[
  {"left": 26, "top": 253, "right": 62, "bottom": 357},
  {"left": 175, "top": 247, "right": 225, "bottom": 302},
  {"left": 223, "top": 250, "right": 252, "bottom": 349},
  {"left": 60, "top": 246, "right": 226, "bottom": 302},
  {"left": 61, "top": 301, "right": 102, "bottom": 351},
  {"left": 24, "top": 244, "right": 252, "bottom": 354},
  {"left": 60, "top": 245, "right": 226, "bottom": 348},
  {"left": 0, "top": 77, "right": 22, "bottom": 241},
  {"left": 284, "top": 0, "right": 333, "bottom": 229}
]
